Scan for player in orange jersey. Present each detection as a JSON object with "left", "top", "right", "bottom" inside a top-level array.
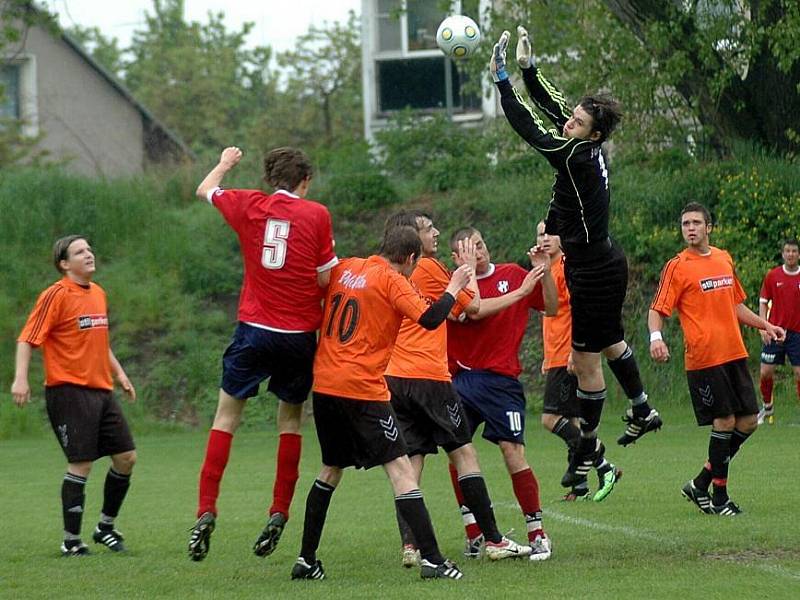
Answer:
[
  {"left": 383, "top": 211, "right": 532, "bottom": 566},
  {"left": 649, "top": 203, "right": 784, "bottom": 516},
  {"left": 291, "top": 226, "right": 471, "bottom": 581},
  {"left": 12, "top": 235, "right": 137, "bottom": 556}
]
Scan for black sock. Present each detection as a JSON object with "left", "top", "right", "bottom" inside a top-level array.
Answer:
[
  {"left": 728, "top": 429, "right": 751, "bottom": 461},
  {"left": 100, "top": 468, "right": 131, "bottom": 526},
  {"left": 62, "top": 473, "right": 87, "bottom": 538},
  {"left": 552, "top": 416, "right": 581, "bottom": 452},
  {"left": 693, "top": 463, "right": 712, "bottom": 491},
  {"left": 607, "top": 346, "right": 650, "bottom": 416},
  {"left": 577, "top": 388, "right": 606, "bottom": 436},
  {"left": 299, "top": 479, "right": 335, "bottom": 563},
  {"left": 395, "top": 508, "right": 416, "bottom": 547},
  {"left": 709, "top": 430, "right": 732, "bottom": 505},
  {"left": 395, "top": 490, "right": 444, "bottom": 565},
  {"left": 458, "top": 474, "right": 501, "bottom": 543}
]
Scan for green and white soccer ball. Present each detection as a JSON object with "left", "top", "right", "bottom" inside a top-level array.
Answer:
[{"left": 436, "top": 15, "right": 481, "bottom": 59}]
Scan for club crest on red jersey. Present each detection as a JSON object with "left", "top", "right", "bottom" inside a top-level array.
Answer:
[{"left": 497, "top": 280, "right": 509, "bottom": 293}]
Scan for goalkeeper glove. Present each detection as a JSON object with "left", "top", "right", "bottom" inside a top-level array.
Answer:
[
  {"left": 489, "top": 30, "right": 510, "bottom": 83},
  {"left": 516, "top": 25, "right": 533, "bottom": 69}
]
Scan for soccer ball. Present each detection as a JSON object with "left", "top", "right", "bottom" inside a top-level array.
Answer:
[{"left": 436, "top": 15, "right": 481, "bottom": 59}]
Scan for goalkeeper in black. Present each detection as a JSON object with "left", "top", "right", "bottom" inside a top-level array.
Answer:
[{"left": 489, "top": 27, "right": 662, "bottom": 491}]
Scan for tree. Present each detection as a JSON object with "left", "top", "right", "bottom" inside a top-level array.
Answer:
[
  {"left": 123, "top": 0, "right": 278, "bottom": 157},
  {"left": 485, "top": 0, "right": 799, "bottom": 156}
]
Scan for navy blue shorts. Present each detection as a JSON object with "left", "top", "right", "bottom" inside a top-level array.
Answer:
[
  {"left": 221, "top": 323, "right": 316, "bottom": 403},
  {"left": 761, "top": 329, "right": 800, "bottom": 367},
  {"left": 452, "top": 370, "right": 526, "bottom": 445}
]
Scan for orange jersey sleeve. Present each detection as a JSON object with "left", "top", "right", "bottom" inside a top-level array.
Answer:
[
  {"left": 385, "top": 258, "right": 471, "bottom": 381},
  {"left": 18, "top": 277, "right": 113, "bottom": 390},
  {"left": 651, "top": 248, "right": 748, "bottom": 370},
  {"left": 542, "top": 258, "right": 572, "bottom": 369},
  {"left": 313, "top": 256, "right": 430, "bottom": 401}
]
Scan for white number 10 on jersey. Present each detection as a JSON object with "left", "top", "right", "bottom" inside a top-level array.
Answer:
[{"left": 262, "top": 218, "right": 290, "bottom": 269}]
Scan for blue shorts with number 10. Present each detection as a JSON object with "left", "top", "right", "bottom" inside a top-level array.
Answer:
[{"left": 452, "top": 369, "right": 527, "bottom": 445}]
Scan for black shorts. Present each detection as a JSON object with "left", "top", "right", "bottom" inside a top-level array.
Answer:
[
  {"left": 312, "top": 392, "right": 408, "bottom": 470},
  {"left": 221, "top": 323, "right": 316, "bottom": 403},
  {"left": 45, "top": 384, "right": 136, "bottom": 463},
  {"left": 542, "top": 367, "right": 580, "bottom": 418},
  {"left": 686, "top": 359, "right": 758, "bottom": 426},
  {"left": 386, "top": 376, "right": 472, "bottom": 457},
  {"left": 761, "top": 330, "right": 800, "bottom": 367},
  {"left": 452, "top": 370, "right": 526, "bottom": 445},
  {"left": 564, "top": 238, "right": 627, "bottom": 353}
]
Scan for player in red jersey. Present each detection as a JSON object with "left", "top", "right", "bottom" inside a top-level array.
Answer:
[
  {"left": 649, "top": 203, "right": 784, "bottom": 515},
  {"left": 12, "top": 235, "right": 137, "bottom": 556},
  {"left": 188, "top": 146, "right": 338, "bottom": 561},
  {"left": 291, "top": 226, "right": 472, "bottom": 581},
  {"left": 536, "top": 221, "right": 621, "bottom": 503},
  {"left": 383, "top": 211, "right": 532, "bottom": 566},
  {"left": 446, "top": 226, "right": 557, "bottom": 560},
  {"left": 757, "top": 239, "right": 800, "bottom": 424}
]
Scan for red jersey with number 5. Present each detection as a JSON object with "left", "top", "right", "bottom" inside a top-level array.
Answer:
[{"left": 210, "top": 188, "right": 337, "bottom": 332}]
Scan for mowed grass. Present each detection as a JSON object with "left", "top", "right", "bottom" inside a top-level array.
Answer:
[{"left": 2, "top": 398, "right": 800, "bottom": 600}]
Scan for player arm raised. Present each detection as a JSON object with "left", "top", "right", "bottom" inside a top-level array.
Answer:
[
  {"left": 417, "top": 264, "right": 473, "bottom": 330},
  {"left": 530, "top": 245, "right": 557, "bottom": 316},
  {"left": 647, "top": 309, "right": 670, "bottom": 362},
  {"left": 11, "top": 341, "right": 33, "bottom": 407},
  {"left": 451, "top": 237, "right": 481, "bottom": 317},
  {"left": 109, "top": 349, "right": 136, "bottom": 402},
  {"left": 735, "top": 303, "right": 785, "bottom": 343},
  {"left": 196, "top": 146, "right": 243, "bottom": 200},
  {"left": 515, "top": 26, "right": 571, "bottom": 130},
  {"left": 468, "top": 264, "right": 546, "bottom": 321}
]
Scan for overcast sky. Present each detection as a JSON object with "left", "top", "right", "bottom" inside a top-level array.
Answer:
[{"left": 43, "top": 0, "right": 361, "bottom": 53}]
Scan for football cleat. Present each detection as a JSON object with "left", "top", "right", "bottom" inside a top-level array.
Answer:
[
  {"left": 402, "top": 544, "right": 421, "bottom": 568},
  {"left": 253, "top": 512, "right": 287, "bottom": 557},
  {"left": 484, "top": 536, "right": 532, "bottom": 560},
  {"left": 420, "top": 558, "right": 464, "bottom": 580},
  {"left": 188, "top": 511, "right": 215, "bottom": 562},
  {"left": 291, "top": 557, "right": 325, "bottom": 580},
  {"left": 529, "top": 533, "right": 552, "bottom": 561},
  {"left": 710, "top": 500, "right": 742, "bottom": 517},
  {"left": 463, "top": 533, "right": 484, "bottom": 558},
  {"left": 561, "top": 449, "right": 595, "bottom": 488},
  {"left": 61, "top": 541, "right": 90, "bottom": 557},
  {"left": 757, "top": 404, "right": 774, "bottom": 425},
  {"left": 92, "top": 526, "right": 126, "bottom": 552},
  {"left": 593, "top": 465, "right": 622, "bottom": 503},
  {"left": 681, "top": 481, "right": 713, "bottom": 514},
  {"left": 617, "top": 408, "right": 663, "bottom": 446}
]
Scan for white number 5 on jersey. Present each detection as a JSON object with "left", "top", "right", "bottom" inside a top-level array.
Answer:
[{"left": 262, "top": 218, "right": 290, "bottom": 269}]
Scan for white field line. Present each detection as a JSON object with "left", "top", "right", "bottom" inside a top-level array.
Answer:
[{"left": 492, "top": 501, "right": 800, "bottom": 582}]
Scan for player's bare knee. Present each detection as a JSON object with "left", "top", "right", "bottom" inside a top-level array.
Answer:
[
  {"left": 277, "top": 401, "right": 303, "bottom": 434},
  {"left": 449, "top": 444, "right": 479, "bottom": 474},
  {"left": 498, "top": 441, "right": 527, "bottom": 472},
  {"left": 541, "top": 413, "right": 559, "bottom": 431},
  {"left": 736, "top": 414, "right": 758, "bottom": 434},
  {"left": 112, "top": 450, "right": 137, "bottom": 474},
  {"left": 68, "top": 461, "right": 92, "bottom": 478},
  {"left": 317, "top": 464, "right": 342, "bottom": 487},
  {"left": 712, "top": 415, "right": 736, "bottom": 431}
]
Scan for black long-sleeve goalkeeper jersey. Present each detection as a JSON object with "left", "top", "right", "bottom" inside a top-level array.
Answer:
[{"left": 496, "top": 67, "right": 611, "bottom": 251}]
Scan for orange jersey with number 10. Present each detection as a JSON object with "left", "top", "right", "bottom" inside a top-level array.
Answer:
[{"left": 313, "top": 256, "right": 432, "bottom": 401}]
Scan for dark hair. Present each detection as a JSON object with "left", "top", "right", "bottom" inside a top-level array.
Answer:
[
  {"left": 783, "top": 238, "right": 799, "bottom": 249},
  {"left": 579, "top": 95, "right": 622, "bottom": 143},
  {"left": 382, "top": 209, "right": 431, "bottom": 238},
  {"left": 53, "top": 235, "right": 88, "bottom": 273},
  {"left": 263, "top": 147, "right": 313, "bottom": 191},
  {"left": 680, "top": 202, "right": 712, "bottom": 225},
  {"left": 379, "top": 225, "right": 421, "bottom": 264},
  {"left": 449, "top": 226, "right": 480, "bottom": 252}
]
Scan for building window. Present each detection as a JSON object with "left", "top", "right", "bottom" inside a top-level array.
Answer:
[
  {"left": 373, "top": 1, "right": 480, "bottom": 115},
  {"left": 0, "top": 64, "right": 21, "bottom": 120}
]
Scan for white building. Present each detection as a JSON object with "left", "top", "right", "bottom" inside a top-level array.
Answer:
[{"left": 360, "top": 0, "right": 496, "bottom": 142}]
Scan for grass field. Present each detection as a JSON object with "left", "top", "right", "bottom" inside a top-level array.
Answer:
[{"left": 2, "top": 398, "right": 800, "bottom": 599}]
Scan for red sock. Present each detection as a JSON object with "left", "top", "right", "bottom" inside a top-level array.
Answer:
[
  {"left": 760, "top": 377, "right": 774, "bottom": 404},
  {"left": 198, "top": 429, "right": 233, "bottom": 517},
  {"left": 511, "top": 468, "right": 542, "bottom": 541},
  {"left": 796, "top": 379, "right": 800, "bottom": 401},
  {"left": 269, "top": 432, "right": 302, "bottom": 519},
  {"left": 449, "top": 463, "right": 482, "bottom": 540}
]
